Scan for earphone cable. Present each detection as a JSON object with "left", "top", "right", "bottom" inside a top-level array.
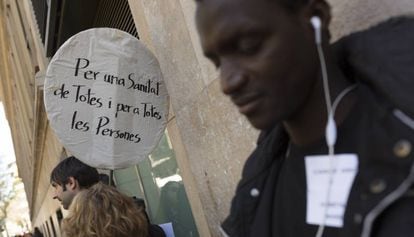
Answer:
[
  {"left": 314, "top": 41, "right": 357, "bottom": 237},
  {"left": 317, "top": 43, "right": 333, "bottom": 122}
]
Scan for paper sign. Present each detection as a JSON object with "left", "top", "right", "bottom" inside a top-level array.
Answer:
[
  {"left": 305, "top": 154, "right": 358, "bottom": 227},
  {"left": 44, "top": 28, "right": 169, "bottom": 169}
]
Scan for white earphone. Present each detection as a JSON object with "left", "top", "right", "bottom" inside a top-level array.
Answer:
[
  {"left": 310, "top": 16, "right": 322, "bottom": 45},
  {"left": 309, "top": 14, "right": 358, "bottom": 237},
  {"left": 310, "top": 15, "right": 336, "bottom": 151},
  {"left": 310, "top": 15, "right": 339, "bottom": 237}
]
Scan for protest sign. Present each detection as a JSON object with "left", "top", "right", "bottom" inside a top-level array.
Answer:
[{"left": 44, "top": 28, "right": 169, "bottom": 169}]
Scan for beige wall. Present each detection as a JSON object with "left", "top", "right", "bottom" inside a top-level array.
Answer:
[
  {"left": 0, "top": 0, "right": 64, "bottom": 229},
  {"left": 128, "top": 0, "right": 259, "bottom": 235},
  {"left": 32, "top": 186, "right": 62, "bottom": 237},
  {"left": 31, "top": 126, "right": 64, "bottom": 225}
]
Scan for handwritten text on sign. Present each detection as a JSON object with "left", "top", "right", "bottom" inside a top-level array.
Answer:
[
  {"left": 51, "top": 58, "right": 164, "bottom": 144},
  {"left": 44, "top": 28, "right": 169, "bottom": 169}
]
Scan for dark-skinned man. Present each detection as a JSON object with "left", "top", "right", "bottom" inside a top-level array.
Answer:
[{"left": 195, "top": 0, "right": 414, "bottom": 236}]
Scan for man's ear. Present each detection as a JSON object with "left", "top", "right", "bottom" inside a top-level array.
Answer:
[
  {"left": 66, "top": 177, "right": 79, "bottom": 191},
  {"left": 306, "top": 0, "right": 331, "bottom": 33}
]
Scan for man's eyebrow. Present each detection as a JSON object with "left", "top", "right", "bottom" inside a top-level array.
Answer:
[
  {"left": 219, "top": 23, "right": 268, "bottom": 44},
  {"left": 202, "top": 20, "right": 268, "bottom": 57}
]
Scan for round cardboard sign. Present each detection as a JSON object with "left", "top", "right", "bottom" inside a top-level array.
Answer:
[{"left": 44, "top": 28, "right": 169, "bottom": 169}]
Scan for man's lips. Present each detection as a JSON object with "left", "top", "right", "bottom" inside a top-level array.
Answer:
[{"left": 231, "top": 94, "right": 263, "bottom": 115}]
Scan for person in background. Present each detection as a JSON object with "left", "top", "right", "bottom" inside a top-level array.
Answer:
[
  {"left": 99, "top": 174, "right": 166, "bottom": 237},
  {"left": 50, "top": 156, "right": 165, "bottom": 237},
  {"left": 195, "top": 0, "right": 414, "bottom": 236},
  {"left": 50, "top": 156, "right": 99, "bottom": 210},
  {"left": 61, "top": 182, "right": 148, "bottom": 237}
]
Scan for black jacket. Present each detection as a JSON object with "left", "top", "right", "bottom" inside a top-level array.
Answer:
[
  {"left": 149, "top": 224, "right": 166, "bottom": 237},
  {"left": 221, "top": 16, "right": 414, "bottom": 237}
]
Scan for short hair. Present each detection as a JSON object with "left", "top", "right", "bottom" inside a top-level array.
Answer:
[
  {"left": 61, "top": 183, "right": 148, "bottom": 237},
  {"left": 50, "top": 156, "right": 99, "bottom": 188},
  {"left": 280, "top": 0, "right": 309, "bottom": 11}
]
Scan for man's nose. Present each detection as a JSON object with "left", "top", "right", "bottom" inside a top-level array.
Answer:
[{"left": 220, "top": 59, "right": 248, "bottom": 95}]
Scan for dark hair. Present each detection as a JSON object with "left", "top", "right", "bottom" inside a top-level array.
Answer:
[
  {"left": 195, "top": 0, "right": 309, "bottom": 12},
  {"left": 279, "top": 0, "right": 309, "bottom": 11},
  {"left": 132, "top": 196, "right": 151, "bottom": 223},
  {"left": 99, "top": 173, "right": 115, "bottom": 187},
  {"left": 50, "top": 156, "right": 99, "bottom": 188}
]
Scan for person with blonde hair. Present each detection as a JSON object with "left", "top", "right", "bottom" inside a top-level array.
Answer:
[{"left": 61, "top": 182, "right": 149, "bottom": 237}]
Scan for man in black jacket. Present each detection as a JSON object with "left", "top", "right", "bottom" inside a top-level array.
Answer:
[{"left": 196, "top": 0, "right": 414, "bottom": 236}]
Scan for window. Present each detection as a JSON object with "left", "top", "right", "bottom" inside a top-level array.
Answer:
[{"left": 114, "top": 130, "right": 199, "bottom": 237}]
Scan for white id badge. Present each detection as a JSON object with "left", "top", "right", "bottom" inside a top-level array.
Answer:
[{"left": 305, "top": 154, "right": 358, "bottom": 227}]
